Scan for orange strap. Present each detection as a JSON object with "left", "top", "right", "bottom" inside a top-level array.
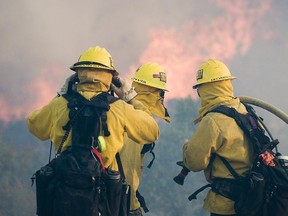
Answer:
[{"left": 91, "top": 148, "right": 106, "bottom": 174}]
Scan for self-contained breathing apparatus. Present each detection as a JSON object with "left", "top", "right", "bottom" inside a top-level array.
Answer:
[{"left": 32, "top": 75, "right": 132, "bottom": 216}]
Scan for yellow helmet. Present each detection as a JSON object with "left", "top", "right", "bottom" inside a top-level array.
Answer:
[
  {"left": 70, "top": 46, "right": 117, "bottom": 74},
  {"left": 193, "top": 59, "right": 236, "bottom": 89},
  {"left": 131, "top": 62, "right": 168, "bottom": 91}
]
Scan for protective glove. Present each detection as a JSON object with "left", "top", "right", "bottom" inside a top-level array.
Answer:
[
  {"left": 57, "top": 74, "right": 78, "bottom": 96},
  {"left": 110, "top": 77, "right": 137, "bottom": 102}
]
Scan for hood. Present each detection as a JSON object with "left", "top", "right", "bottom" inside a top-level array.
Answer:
[
  {"left": 76, "top": 69, "right": 112, "bottom": 99},
  {"left": 132, "top": 82, "right": 171, "bottom": 123},
  {"left": 194, "top": 80, "right": 235, "bottom": 124}
]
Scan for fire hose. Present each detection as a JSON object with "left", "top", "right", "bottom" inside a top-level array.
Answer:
[
  {"left": 173, "top": 96, "right": 288, "bottom": 186},
  {"left": 239, "top": 96, "right": 288, "bottom": 124}
]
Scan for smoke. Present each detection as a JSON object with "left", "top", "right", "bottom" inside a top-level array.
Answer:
[
  {"left": 0, "top": 0, "right": 280, "bottom": 123},
  {"left": 128, "top": 0, "right": 271, "bottom": 100},
  {"left": 24, "top": 64, "right": 66, "bottom": 110},
  {"left": 0, "top": 64, "right": 65, "bottom": 123}
]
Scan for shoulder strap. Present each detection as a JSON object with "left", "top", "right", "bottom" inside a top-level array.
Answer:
[
  {"left": 209, "top": 105, "right": 248, "bottom": 132},
  {"left": 91, "top": 92, "right": 119, "bottom": 137},
  {"left": 58, "top": 92, "right": 119, "bottom": 152},
  {"left": 217, "top": 155, "right": 241, "bottom": 179},
  {"left": 56, "top": 99, "right": 84, "bottom": 154},
  {"left": 208, "top": 105, "right": 249, "bottom": 179},
  {"left": 211, "top": 105, "right": 277, "bottom": 153}
]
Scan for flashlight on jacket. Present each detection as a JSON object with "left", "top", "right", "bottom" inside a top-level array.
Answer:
[{"left": 173, "top": 161, "right": 190, "bottom": 185}]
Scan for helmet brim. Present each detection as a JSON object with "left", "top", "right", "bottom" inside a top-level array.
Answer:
[
  {"left": 192, "top": 76, "right": 236, "bottom": 89},
  {"left": 70, "top": 63, "right": 118, "bottom": 75}
]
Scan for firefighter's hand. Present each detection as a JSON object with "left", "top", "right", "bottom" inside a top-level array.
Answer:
[
  {"left": 57, "top": 74, "right": 77, "bottom": 96},
  {"left": 111, "top": 78, "right": 137, "bottom": 102}
]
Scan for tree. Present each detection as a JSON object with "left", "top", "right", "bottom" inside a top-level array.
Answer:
[{"left": 0, "top": 121, "right": 50, "bottom": 216}]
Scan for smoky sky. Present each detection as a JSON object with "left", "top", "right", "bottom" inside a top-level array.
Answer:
[{"left": 0, "top": 0, "right": 287, "bottom": 123}]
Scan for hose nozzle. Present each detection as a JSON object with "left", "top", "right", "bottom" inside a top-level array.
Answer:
[{"left": 173, "top": 161, "right": 190, "bottom": 185}]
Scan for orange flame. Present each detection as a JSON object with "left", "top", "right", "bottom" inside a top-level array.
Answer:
[
  {"left": 0, "top": 64, "right": 66, "bottom": 123},
  {"left": 0, "top": 0, "right": 271, "bottom": 123},
  {"left": 128, "top": 0, "right": 271, "bottom": 100}
]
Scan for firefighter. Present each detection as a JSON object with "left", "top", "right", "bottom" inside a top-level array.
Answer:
[
  {"left": 182, "top": 59, "right": 254, "bottom": 216},
  {"left": 118, "top": 62, "right": 171, "bottom": 216},
  {"left": 26, "top": 46, "right": 160, "bottom": 171}
]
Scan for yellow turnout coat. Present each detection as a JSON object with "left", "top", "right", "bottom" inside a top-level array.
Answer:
[{"left": 183, "top": 80, "right": 254, "bottom": 215}]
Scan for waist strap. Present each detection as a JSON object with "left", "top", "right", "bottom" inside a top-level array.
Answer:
[{"left": 211, "top": 178, "right": 248, "bottom": 201}]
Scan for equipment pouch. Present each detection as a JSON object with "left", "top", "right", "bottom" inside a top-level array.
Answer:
[
  {"left": 234, "top": 171, "right": 265, "bottom": 216},
  {"left": 266, "top": 187, "right": 288, "bottom": 216},
  {"left": 52, "top": 149, "right": 102, "bottom": 216},
  {"left": 34, "top": 159, "right": 56, "bottom": 216},
  {"left": 105, "top": 169, "right": 131, "bottom": 216},
  {"left": 105, "top": 170, "right": 122, "bottom": 216},
  {"left": 53, "top": 177, "right": 100, "bottom": 216},
  {"left": 119, "top": 181, "right": 130, "bottom": 216}
]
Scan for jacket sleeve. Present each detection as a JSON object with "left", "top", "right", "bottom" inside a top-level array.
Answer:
[
  {"left": 26, "top": 98, "right": 58, "bottom": 141},
  {"left": 183, "top": 115, "right": 221, "bottom": 172},
  {"left": 123, "top": 101, "right": 160, "bottom": 145}
]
